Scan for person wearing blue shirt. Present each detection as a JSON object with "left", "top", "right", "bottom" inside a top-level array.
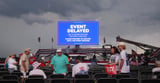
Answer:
[{"left": 51, "top": 48, "right": 69, "bottom": 75}]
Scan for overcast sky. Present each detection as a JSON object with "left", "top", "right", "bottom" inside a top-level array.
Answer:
[{"left": 0, "top": 0, "right": 160, "bottom": 57}]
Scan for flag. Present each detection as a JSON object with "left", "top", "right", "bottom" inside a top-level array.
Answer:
[
  {"left": 131, "top": 49, "right": 138, "bottom": 65},
  {"left": 51, "top": 37, "right": 54, "bottom": 43},
  {"left": 132, "top": 49, "right": 138, "bottom": 56},
  {"left": 38, "top": 37, "right": 40, "bottom": 43},
  {"left": 103, "top": 37, "right": 106, "bottom": 44},
  {"left": 116, "top": 36, "right": 121, "bottom": 42}
]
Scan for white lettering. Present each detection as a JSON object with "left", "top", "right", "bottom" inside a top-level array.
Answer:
[
  {"left": 70, "top": 25, "right": 86, "bottom": 29},
  {"left": 67, "top": 29, "right": 89, "bottom": 33}
]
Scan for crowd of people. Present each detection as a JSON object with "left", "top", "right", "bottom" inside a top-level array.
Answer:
[{"left": 3, "top": 42, "right": 160, "bottom": 79}]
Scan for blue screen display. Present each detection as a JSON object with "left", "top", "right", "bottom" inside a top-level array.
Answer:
[{"left": 58, "top": 21, "right": 99, "bottom": 45}]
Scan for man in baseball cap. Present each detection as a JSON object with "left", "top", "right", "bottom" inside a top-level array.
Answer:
[
  {"left": 118, "top": 42, "right": 130, "bottom": 74},
  {"left": 19, "top": 48, "right": 31, "bottom": 77},
  {"left": 24, "top": 48, "right": 31, "bottom": 52},
  {"left": 118, "top": 42, "right": 126, "bottom": 48},
  {"left": 56, "top": 48, "right": 62, "bottom": 52},
  {"left": 51, "top": 48, "right": 69, "bottom": 75}
]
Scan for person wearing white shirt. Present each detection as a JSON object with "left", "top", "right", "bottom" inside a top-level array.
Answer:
[
  {"left": 72, "top": 56, "right": 89, "bottom": 77},
  {"left": 152, "top": 61, "right": 160, "bottom": 79},
  {"left": 29, "top": 61, "right": 47, "bottom": 79},
  {"left": 109, "top": 46, "right": 121, "bottom": 72},
  {"left": 118, "top": 42, "right": 130, "bottom": 74},
  {"left": 8, "top": 54, "right": 17, "bottom": 73}
]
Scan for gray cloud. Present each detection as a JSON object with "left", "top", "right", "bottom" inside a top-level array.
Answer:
[
  {"left": 0, "top": 0, "right": 105, "bottom": 17},
  {"left": 21, "top": 14, "right": 53, "bottom": 24},
  {"left": 116, "top": 0, "right": 160, "bottom": 26},
  {"left": 0, "top": 0, "right": 118, "bottom": 24},
  {"left": 99, "top": 0, "right": 160, "bottom": 37},
  {"left": 0, "top": 0, "right": 160, "bottom": 57}
]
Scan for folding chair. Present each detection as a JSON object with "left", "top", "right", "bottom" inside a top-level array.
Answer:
[
  {"left": 12, "top": 72, "right": 23, "bottom": 77},
  {"left": 2, "top": 75, "right": 19, "bottom": 80},
  {"left": 25, "top": 78, "right": 45, "bottom": 83},
  {"left": 94, "top": 73, "right": 108, "bottom": 79},
  {"left": 49, "top": 79, "right": 70, "bottom": 83},
  {"left": 141, "top": 79, "right": 160, "bottom": 83},
  {"left": 28, "top": 75, "right": 44, "bottom": 79},
  {"left": 0, "top": 80, "right": 19, "bottom": 83},
  {"left": 115, "top": 74, "right": 130, "bottom": 79},
  {"left": 141, "top": 71, "right": 152, "bottom": 79},
  {"left": 75, "top": 79, "right": 94, "bottom": 83},
  {"left": 49, "top": 74, "right": 65, "bottom": 79},
  {"left": 0, "top": 71, "right": 9, "bottom": 76},
  {"left": 119, "top": 78, "right": 139, "bottom": 83},
  {"left": 75, "top": 74, "right": 90, "bottom": 79},
  {"left": 97, "top": 78, "right": 117, "bottom": 83}
]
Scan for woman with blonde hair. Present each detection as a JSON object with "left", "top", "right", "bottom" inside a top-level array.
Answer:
[{"left": 118, "top": 42, "right": 130, "bottom": 74}]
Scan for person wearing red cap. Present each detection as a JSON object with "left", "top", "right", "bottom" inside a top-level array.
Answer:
[{"left": 29, "top": 61, "right": 47, "bottom": 79}]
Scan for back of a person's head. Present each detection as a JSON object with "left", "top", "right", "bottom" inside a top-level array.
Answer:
[
  {"left": 93, "top": 55, "right": 96, "bottom": 59},
  {"left": 112, "top": 46, "right": 120, "bottom": 54},
  {"left": 76, "top": 56, "right": 81, "bottom": 61},
  {"left": 155, "top": 61, "right": 160, "bottom": 67},
  {"left": 75, "top": 56, "right": 82, "bottom": 64}
]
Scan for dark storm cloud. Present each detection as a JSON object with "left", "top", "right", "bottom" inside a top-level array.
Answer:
[
  {"left": 0, "top": 0, "right": 108, "bottom": 17},
  {"left": 117, "top": 0, "right": 160, "bottom": 27},
  {"left": 123, "top": 12, "right": 160, "bottom": 27},
  {"left": 100, "top": 0, "right": 160, "bottom": 37},
  {"left": 0, "top": 0, "right": 119, "bottom": 24},
  {"left": 0, "top": 0, "right": 160, "bottom": 57},
  {"left": 21, "top": 14, "right": 53, "bottom": 24}
]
